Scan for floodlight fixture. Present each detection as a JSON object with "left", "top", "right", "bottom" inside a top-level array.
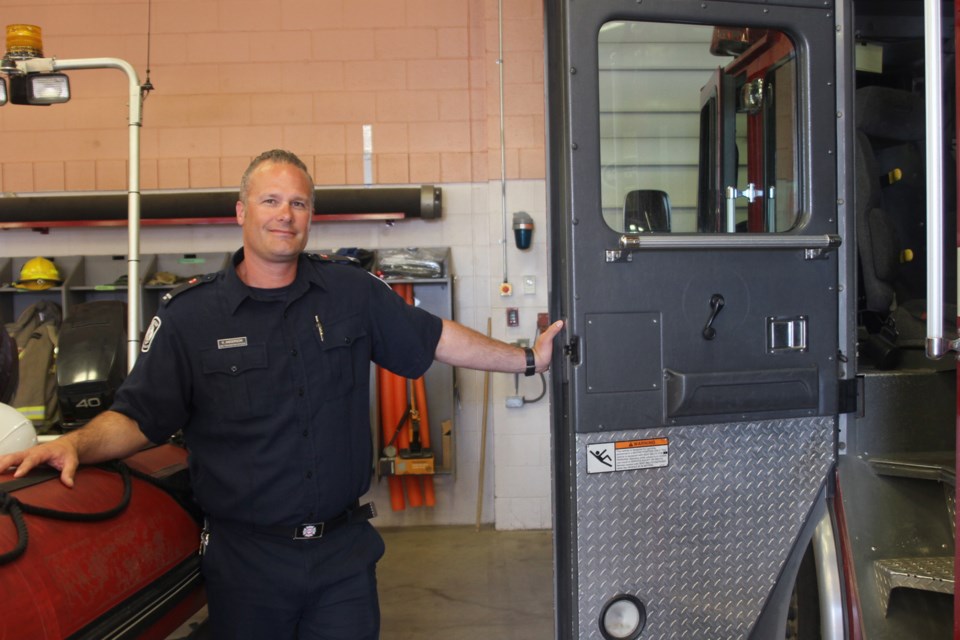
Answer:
[
  {"left": 29, "top": 72, "right": 70, "bottom": 103},
  {"left": 9, "top": 72, "right": 70, "bottom": 105}
]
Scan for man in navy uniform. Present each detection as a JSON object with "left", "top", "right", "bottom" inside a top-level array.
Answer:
[{"left": 0, "top": 149, "right": 563, "bottom": 640}]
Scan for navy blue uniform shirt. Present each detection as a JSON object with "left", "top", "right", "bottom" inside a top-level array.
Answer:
[{"left": 112, "top": 249, "right": 443, "bottom": 526}]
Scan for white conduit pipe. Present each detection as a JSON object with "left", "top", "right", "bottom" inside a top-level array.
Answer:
[
  {"left": 497, "top": 0, "right": 509, "bottom": 287},
  {"left": 923, "top": 0, "right": 947, "bottom": 359},
  {"left": 60, "top": 59, "right": 142, "bottom": 370},
  {"left": 15, "top": 57, "right": 143, "bottom": 370}
]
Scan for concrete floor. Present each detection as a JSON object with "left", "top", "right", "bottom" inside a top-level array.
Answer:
[
  {"left": 166, "top": 525, "right": 555, "bottom": 639},
  {"left": 379, "top": 526, "right": 554, "bottom": 640}
]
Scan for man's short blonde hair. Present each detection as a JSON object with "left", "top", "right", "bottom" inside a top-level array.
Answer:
[{"left": 239, "top": 149, "right": 315, "bottom": 212}]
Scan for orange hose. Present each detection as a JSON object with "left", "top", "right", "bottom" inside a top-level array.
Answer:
[
  {"left": 389, "top": 476, "right": 406, "bottom": 512},
  {"left": 397, "top": 370, "right": 422, "bottom": 507},
  {"left": 415, "top": 376, "right": 435, "bottom": 506},
  {"left": 388, "top": 284, "right": 422, "bottom": 507},
  {"left": 387, "top": 282, "right": 436, "bottom": 508},
  {"left": 401, "top": 284, "right": 435, "bottom": 507},
  {"left": 388, "top": 285, "right": 412, "bottom": 450},
  {"left": 378, "top": 364, "right": 405, "bottom": 512}
]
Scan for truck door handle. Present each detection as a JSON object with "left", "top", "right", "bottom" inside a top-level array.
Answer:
[{"left": 702, "top": 294, "right": 725, "bottom": 340}]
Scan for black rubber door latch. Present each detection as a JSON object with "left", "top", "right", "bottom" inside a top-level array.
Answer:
[{"left": 702, "top": 294, "right": 725, "bottom": 340}]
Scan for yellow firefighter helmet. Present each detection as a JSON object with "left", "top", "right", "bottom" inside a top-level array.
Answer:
[{"left": 14, "top": 256, "right": 62, "bottom": 290}]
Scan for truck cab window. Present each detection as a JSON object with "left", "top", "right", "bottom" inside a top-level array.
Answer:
[{"left": 598, "top": 21, "right": 799, "bottom": 234}]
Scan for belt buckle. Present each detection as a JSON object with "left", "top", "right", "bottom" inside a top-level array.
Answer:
[{"left": 294, "top": 521, "right": 324, "bottom": 540}]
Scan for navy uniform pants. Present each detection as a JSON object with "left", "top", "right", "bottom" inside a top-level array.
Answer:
[{"left": 201, "top": 519, "right": 385, "bottom": 639}]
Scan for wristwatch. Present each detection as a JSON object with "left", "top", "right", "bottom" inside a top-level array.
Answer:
[{"left": 523, "top": 347, "right": 536, "bottom": 377}]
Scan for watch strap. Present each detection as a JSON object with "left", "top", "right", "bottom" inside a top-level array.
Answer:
[{"left": 523, "top": 347, "right": 536, "bottom": 377}]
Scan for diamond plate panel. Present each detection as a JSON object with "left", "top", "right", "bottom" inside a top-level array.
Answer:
[
  {"left": 875, "top": 556, "right": 955, "bottom": 613},
  {"left": 575, "top": 417, "right": 835, "bottom": 639}
]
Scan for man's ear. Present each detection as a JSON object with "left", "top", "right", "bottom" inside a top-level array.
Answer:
[{"left": 236, "top": 200, "right": 245, "bottom": 226}]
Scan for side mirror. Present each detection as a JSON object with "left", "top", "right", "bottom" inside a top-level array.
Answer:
[{"left": 624, "top": 189, "right": 671, "bottom": 233}]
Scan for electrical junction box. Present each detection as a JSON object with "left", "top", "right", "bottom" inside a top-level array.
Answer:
[{"left": 523, "top": 275, "right": 536, "bottom": 294}]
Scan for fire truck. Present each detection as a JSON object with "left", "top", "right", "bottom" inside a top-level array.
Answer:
[{"left": 546, "top": 0, "right": 957, "bottom": 638}]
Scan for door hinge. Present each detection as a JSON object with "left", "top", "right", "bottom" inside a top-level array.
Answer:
[{"left": 563, "top": 336, "right": 580, "bottom": 365}]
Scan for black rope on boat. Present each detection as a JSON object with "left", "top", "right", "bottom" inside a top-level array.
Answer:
[
  {"left": 0, "top": 493, "right": 27, "bottom": 565},
  {"left": 0, "top": 461, "right": 133, "bottom": 566}
]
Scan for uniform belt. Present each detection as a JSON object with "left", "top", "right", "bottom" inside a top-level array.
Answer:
[{"left": 251, "top": 502, "right": 377, "bottom": 540}]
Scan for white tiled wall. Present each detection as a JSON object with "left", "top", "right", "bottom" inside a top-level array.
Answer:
[{"left": 1, "top": 178, "right": 554, "bottom": 530}]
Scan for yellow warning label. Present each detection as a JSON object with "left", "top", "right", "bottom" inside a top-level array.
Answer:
[
  {"left": 615, "top": 438, "right": 669, "bottom": 450},
  {"left": 587, "top": 438, "right": 669, "bottom": 473}
]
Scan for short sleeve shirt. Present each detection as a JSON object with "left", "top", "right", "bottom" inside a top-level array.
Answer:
[{"left": 111, "top": 250, "right": 443, "bottom": 526}]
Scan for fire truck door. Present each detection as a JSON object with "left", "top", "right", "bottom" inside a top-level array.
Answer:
[{"left": 546, "top": 1, "right": 847, "bottom": 638}]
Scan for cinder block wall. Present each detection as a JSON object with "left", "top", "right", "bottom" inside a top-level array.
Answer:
[
  {"left": 0, "top": 0, "right": 545, "bottom": 191},
  {"left": 0, "top": 0, "right": 553, "bottom": 530}
]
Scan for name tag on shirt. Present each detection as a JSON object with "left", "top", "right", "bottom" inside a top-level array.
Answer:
[{"left": 217, "top": 337, "right": 248, "bottom": 349}]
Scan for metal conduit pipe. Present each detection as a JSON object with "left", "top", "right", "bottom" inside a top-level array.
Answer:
[
  {"left": 10, "top": 56, "right": 144, "bottom": 371},
  {"left": 497, "top": 0, "right": 509, "bottom": 288},
  {"left": 924, "top": 0, "right": 948, "bottom": 359}
]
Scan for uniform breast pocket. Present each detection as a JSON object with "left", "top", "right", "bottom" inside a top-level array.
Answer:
[
  {"left": 200, "top": 345, "right": 271, "bottom": 419},
  {"left": 314, "top": 315, "right": 366, "bottom": 401}
]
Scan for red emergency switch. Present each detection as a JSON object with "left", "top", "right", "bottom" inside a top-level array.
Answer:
[{"left": 537, "top": 312, "right": 550, "bottom": 332}]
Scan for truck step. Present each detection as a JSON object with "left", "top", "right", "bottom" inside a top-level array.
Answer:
[
  {"left": 874, "top": 556, "right": 954, "bottom": 614},
  {"left": 867, "top": 451, "right": 956, "bottom": 537},
  {"left": 867, "top": 451, "right": 955, "bottom": 486}
]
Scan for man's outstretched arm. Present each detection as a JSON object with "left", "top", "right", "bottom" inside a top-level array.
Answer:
[
  {"left": 434, "top": 318, "right": 564, "bottom": 374},
  {"left": 0, "top": 410, "right": 151, "bottom": 487}
]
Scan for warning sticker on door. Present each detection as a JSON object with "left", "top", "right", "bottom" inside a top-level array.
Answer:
[{"left": 586, "top": 438, "right": 669, "bottom": 474}]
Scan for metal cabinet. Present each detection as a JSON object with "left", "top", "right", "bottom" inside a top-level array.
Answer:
[{"left": 375, "top": 248, "right": 456, "bottom": 476}]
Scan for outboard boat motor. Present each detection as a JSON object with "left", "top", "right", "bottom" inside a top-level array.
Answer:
[{"left": 57, "top": 301, "right": 127, "bottom": 429}]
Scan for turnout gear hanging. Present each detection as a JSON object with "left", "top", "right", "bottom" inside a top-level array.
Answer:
[{"left": 5, "top": 301, "right": 62, "bottom": 432}]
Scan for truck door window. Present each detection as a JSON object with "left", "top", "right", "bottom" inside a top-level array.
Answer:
[{"left": 599, "top": 21, "right": 799, "bottom": 234}]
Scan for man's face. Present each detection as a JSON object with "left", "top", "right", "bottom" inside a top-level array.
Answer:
[{"left": 236, "top": 161, "right": 313, "bottom": 264}]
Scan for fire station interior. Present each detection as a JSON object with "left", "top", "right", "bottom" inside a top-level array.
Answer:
[{"left": 2, "top": 0, "right": 960, "bottom": 638}]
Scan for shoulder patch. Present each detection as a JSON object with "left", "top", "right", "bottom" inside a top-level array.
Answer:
[
  {"left": 141, "top": 316, "right": 162, "bottom": 353},
  {"left": 306, "top": 252, "right": 362, "bottom": 268},
  {"left": 161, "top": 273, "right": 216, "bottom": 305}
]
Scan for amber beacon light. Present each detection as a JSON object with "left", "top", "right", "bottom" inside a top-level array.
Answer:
[{"left": 6, "top": 23, "right": 43, "bottom": 57}]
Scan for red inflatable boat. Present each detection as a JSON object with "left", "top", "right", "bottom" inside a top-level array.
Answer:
[{"left": 0, "top": 444, "right": 205, "bottom": 639}]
